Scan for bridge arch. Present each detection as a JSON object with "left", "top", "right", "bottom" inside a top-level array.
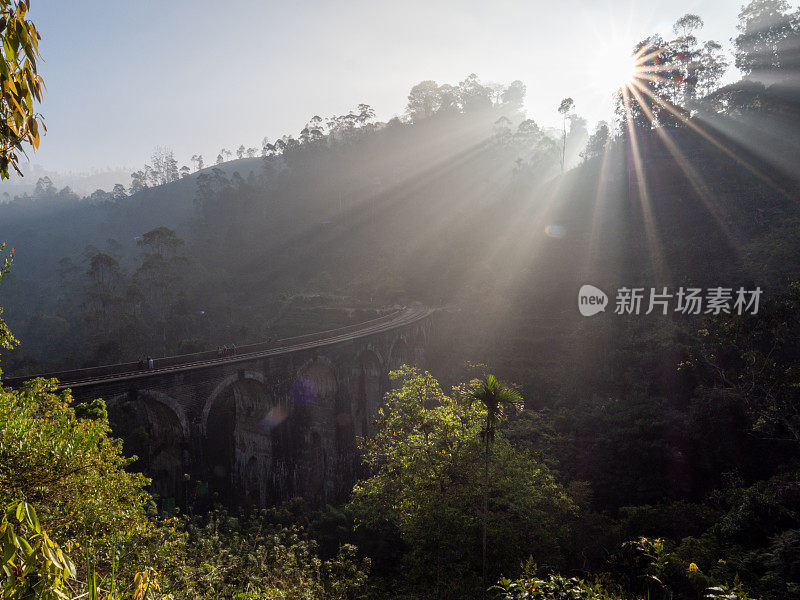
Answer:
[
  {"left": 106, "top": 390, "right": 188, "bottom": 503},
  {"left": 202, "top": 371, "right": 270, "bottom": 435},
  {"left": 202, "top": 372, "right": 275, "bottom": 504},
  {"left": 294, "top": 356, "right": 338, "bottom": 402},
  {"left": 107, "top": 389, "right": 189, "bottom": 438}
]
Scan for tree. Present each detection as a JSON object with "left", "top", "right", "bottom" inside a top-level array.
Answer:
[
  {"left": 438, "top": 83, "right": 459, "bottom": 114},
  {"left": 356, "top": 103, "right": 375, "bottom": 127},
  {"left": 135, "top": 227, "right": 187, "bottom": 352},
  {"left": 690, "top": 282, "right": 800, "bottom": 446},
  {"left": 465, "top": 374, "right": 522, "bottom": 584},
  {"left": 33, "top": 175, "right": 53, "bottom": 196},
  {"left": 236, "top": 144, "right": 245, "bottom": 159},
  {"left": 164, "top": 148, "right": 178, "bottom": 183},
  {"left": 137, "top": 226, "right": 184, "bottom": 258},
  {"left": 87, "top": 252, "right": 121, "bottom": 293},
  {"left": 85, "top": 252, "right": 123, "bottom": 337},
  {"left": 0, "top": 252, "right": 152, "bottom": 550},
  {"left": 349, "top": 367, "right": 574, "bottom": 596},
  {"left": 697, "top": 40, "right": 729, "bottom": 98},
  {"left": 581, "top": 121, "right": 611, "bottom": 162},
  {"left": 500, "top": 80, "right": 526, "bottom": 109},
  {"left": 191, "top": 153, "right": 204, "bottom": 171},
  {"left": 111, "top": 183, "right": 127, "bottom": 201},
  {"left": 406, "top": 80, "right": 441, "bottom": 122},
  {"left": 672, "top": 14, "right": 704, "bottom": 107},
  {"left": 734, "top": 0, "right": 796, "bottom": 75},
  {"left": 129, "top": 169, "right": 148, "bottom": 194},
  {"left": 558, "top": 98, "right": 574, "bottom": 171},
  {"left": 513, "top": 118, "right": 541, "bottom": 148},
  {"left": 493, "top": 116, "right": 512, "bottom": 145},
  {"left": 667, "top": 14, "right": 728, "bottom": 107},
  {"left": 87, "top": 188, "right": 112, "bottom": 204},
  {"left": 0, "top": 0, "right": 45, "bottom": 179},
  {"left": 0, "top": 375, "right": 153, "bottom": 548},
  {"left": 615, "top": 36, "right": 684, "bottom": 132},
  {"left": 458, "top": 73, "right": 492, "bottom": 113},
  {"left": 673, "top": 13, "right": 704, "bottom": 39},
  {"left": 147, "top": 147, "right": 178, "bottom": 186}
]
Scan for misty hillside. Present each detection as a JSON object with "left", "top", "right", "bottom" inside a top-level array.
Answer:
[
  {"left": 7, "top": 3, "right": 800, "bottom": 599},
  {"left": 2, "top": 75, "right": 799, "bottom": 394}
]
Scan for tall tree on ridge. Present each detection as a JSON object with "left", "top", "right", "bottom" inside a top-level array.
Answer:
[
  {"left": 558, "top": 98, "right": 574, "bottom": 171},
  {"left": 734, "top": 0, "right": 796, "bottom": 76}
]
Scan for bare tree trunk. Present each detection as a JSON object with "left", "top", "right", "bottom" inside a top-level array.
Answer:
[{"left": 483, "top": 431, "right": 490, "bottom": 586}]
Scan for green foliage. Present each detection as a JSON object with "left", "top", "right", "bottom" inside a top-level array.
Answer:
[
  {"left": 493, "top": 552, "right": 766, "bottom": 600},
  {"left": 349, "top": 367, "right": 575, "bottom": 597},
  {"left": 0, "top": 377, "right": 154, "bottom": 552},
  {"left": 689, "top": 282, "right": 800, "bottom": 445},
  {"left": 0, "top": 0, "right": 44, "bottom": 179},
  {"left": 553, "top": 394, "right": 689, "bottom": 508},
  {"left": 604, "top": 536, "right": 774, "bottom": 600},
  {"left": 493, "top": 573, "right": 614, "bottom": 600},
  {"left": 137, "top": 227, "right": 184, "bottom": 257},
  {"left": 466, "top": 374, "right": 522, "bottom": 444},
  {"left": 0, "top": 241, "right": 17, "bottom": 358},
  {"left": 0, "top": 501, "right": 76, "bottom": 600},
  {"left": 137, "top": 509, "right": 370, "bottom": 600}
]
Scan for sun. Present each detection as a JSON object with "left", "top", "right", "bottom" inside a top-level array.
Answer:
[
  {"left": 586, "top": 38, "right": 642, "bottom": 93},
  {"left": 610, "top": 54, "right": 639, "bottom": 89},
  {"left": 596, "top": 46, "right": 639, "bottom": 90}
]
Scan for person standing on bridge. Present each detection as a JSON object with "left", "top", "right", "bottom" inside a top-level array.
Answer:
[{"left": 147, "top": 355, "right": 154, "bottom": 370}]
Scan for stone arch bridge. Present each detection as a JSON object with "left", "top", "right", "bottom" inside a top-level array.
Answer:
[{"left": 6, "top": 306, "right": 434, "bottom": 509}]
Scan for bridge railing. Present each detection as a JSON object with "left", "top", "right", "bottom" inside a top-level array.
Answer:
[{"left": 2, "top": 307, "right": 409, "bottom": 387}]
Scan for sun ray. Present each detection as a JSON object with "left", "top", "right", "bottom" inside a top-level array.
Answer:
[
  {"left": 620, "top": 84, "right": 669, "bottom": 283},
  {"left": 621, "top": 41, "right": 792, "bottom": 201},
  {"left": 623, "top": 83, "right": 744, "bottom": 257}
]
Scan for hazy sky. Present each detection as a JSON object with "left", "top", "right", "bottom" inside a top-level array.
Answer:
[{"left": 29, "top": 0, "right": 743, "bottom": 175}]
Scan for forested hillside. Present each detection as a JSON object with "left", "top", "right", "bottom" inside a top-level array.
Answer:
[{"left": 3, "top": 2, "right": 800, "bottom": 598}]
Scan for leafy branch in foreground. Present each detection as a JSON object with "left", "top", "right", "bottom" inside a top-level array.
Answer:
[
  {"left": 0, "top": 0, "right": 45, "bottom": 179},
  {"left": 0, "top": 241, "right": 17, "bottom": 355}
]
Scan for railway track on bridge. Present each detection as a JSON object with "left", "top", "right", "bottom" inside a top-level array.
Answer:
[{"left": 5, "top": 305, "right": 434, "bottom": 390}]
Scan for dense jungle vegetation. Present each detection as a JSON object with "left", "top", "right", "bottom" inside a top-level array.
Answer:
[{"left": 3, "top": 0, "right": 800, "bottom": 598}]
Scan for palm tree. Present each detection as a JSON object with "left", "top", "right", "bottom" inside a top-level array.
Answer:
[{"left": 466, "top": 374, "right": 522, "bottom": 585}]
